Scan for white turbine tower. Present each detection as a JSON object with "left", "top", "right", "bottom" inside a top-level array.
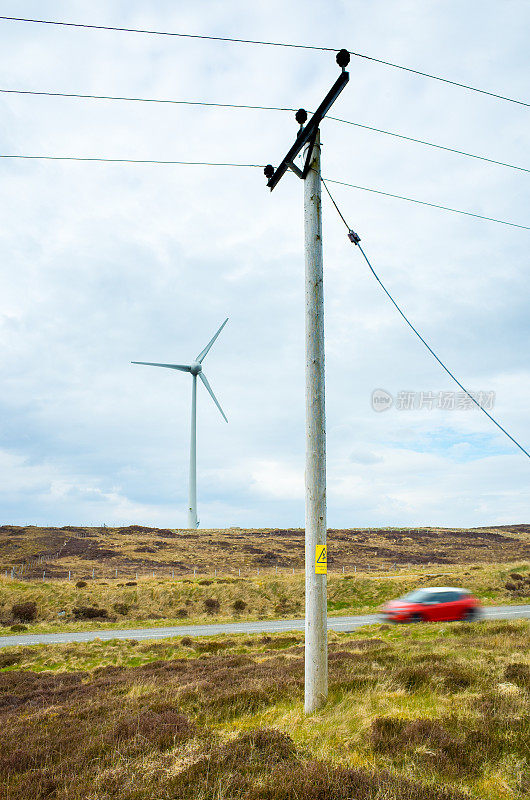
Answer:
[{"left": 132, "top": 319, "right": 228, "bottom": 529}]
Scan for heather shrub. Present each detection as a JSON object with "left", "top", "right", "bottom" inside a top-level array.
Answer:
[
  {"left": 370, "top": 716, "right": 482, "bottom": 776},
  {"left": 204, "top": 598, "right": 220, "bottom": 614},
  {"left": 72, "top": 606, "right": 108, "bottom": 620},
  {"left": 232, "top": 599, "right": 247, "bottom": 612},
  {"left": 504, "top": 662, "right": 530, "bottom": 689},
  {"left": 0, "top": 653, "right": 21, "bottom": 668},
  {"left": 75, "top": 580, "right": 87, "bottom": 588},
  {"left": 395, "top": 663, "right": 432, "bottom": 690},
  {"left": 11, "top": 602, "right": 37, "bottom": 622}
]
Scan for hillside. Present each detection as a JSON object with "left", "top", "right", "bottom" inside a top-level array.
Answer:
[
  {"left": 1, "top": 524, "right": 529, "bottom": 580},
  {"left": 2, "top": 524, "right": 530, "bottom": 580}
]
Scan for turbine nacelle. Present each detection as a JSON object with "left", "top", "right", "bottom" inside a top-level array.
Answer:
[{"left": 190, "top": 361, "right": 202, "bottom": 376}]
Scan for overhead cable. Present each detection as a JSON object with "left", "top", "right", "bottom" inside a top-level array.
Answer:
[
  {"left": 1, "top": 86, "right": 527, "bottom": 173},
  {"left": 1, "top": 153, "right": 527, "bottom": 230},
  {"left": 0, "top": 154, "right": 264, "bottom": 167},
  {"left": 0, "top": 15, "right": 527, "bottom": 108},
  {"left": 321, "top": 177, "right": 530, "bottom": 460},
  {"left": 323, "top": 178, "right": 530, "bottom": 230}
]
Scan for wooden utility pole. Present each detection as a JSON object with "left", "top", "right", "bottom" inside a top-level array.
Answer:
[
  {"left": 303, "top": 129, "right": 328, "bottom": 712},
  {"left": 264, "top": 49, "right": 350, "bottom": 713}
]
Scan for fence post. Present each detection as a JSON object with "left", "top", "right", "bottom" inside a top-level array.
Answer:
[
  {"left": 115, "top": 569, "right": 118, "bottom": 578},
  {"left": 238, "top": 568, "right": 240, "bottom": 577},
  {"left": 172, "top": 570, "right": 174, "bottom": 579},
  {"left": 193, "top": 568, "right": 196, "bottom": 578},
  {"left": 342, "top": 566, "right": 344, "bottom": 574},
  {"left": 68, "top": 571, "right": 71, "bottom": 581},
  {"left": 42, "top": 571, "right": 45, "bottom": 581}
]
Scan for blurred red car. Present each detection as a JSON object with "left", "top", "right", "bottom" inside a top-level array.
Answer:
[{"left": 381, "top": 587, "right": 481, "bottom": 623}]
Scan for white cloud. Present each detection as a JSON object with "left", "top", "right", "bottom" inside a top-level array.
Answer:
[{"left": 0, "top": 0, "right": 528, "bottom": 528}]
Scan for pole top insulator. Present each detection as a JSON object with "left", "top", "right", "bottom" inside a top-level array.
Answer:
[
  {"left": 336, "top": 49, "right": 350, "bottom": 68},
  {"left": 295, "top": 108, "right": 308, "bottom": 126},
  {"left": 264, "top": 164, "right": 275, "bottom": 179}
]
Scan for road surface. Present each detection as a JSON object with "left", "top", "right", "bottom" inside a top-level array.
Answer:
[{"left": 0, "top": 605, "right": 528, "bottom": 649}]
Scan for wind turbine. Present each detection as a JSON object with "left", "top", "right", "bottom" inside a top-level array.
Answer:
[{"left": 132, "top": 319, "right": 228, "bottom": 529}]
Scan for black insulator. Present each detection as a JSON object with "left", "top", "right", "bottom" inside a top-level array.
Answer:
[
  {"left": 264, "top": 164, "right": 275, "bottom": 179},
  {"left": 336, "top": 49, "right": 350, "bottom": 68},
  {"left": 295, "top": 108, "right": 308, "bottom": 125}
]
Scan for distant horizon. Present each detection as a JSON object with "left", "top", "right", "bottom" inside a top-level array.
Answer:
[{"left": 2, "top": 521, "right": 528, "bottom": 531}]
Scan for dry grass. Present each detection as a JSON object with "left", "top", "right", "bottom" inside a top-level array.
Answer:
[
  {"left": 0, "top": 561, "right": 528, "bottom": 635},
  {"left": 2, "top": 523, "right": 529, "bottom": 580},
  {"left": 0, "top": 620, "right": 528, "bottom": 799}
]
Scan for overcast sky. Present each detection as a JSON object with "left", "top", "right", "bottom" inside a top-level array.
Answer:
[{"left": 0, "top": 0, "right": 528, "bottom": 530}]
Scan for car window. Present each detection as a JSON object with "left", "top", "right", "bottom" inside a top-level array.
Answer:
[
  {"left": 401, "top": 589, "right": 433, "bottom": 602},
  {"left": 424, "top": 592, "right": 443, "bottom": 603},
  {"left": 437, "top": 591, "right": 460, "bottom": 603}
]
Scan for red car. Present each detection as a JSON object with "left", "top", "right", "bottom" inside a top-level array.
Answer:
[{"left": 382, "top": 587, "right": 481, "bottom": 623}]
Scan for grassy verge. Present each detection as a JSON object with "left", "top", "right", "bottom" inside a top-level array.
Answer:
[
  {"left": 0, "top": 561, "right": 528, "bottom": 636},
  {"left": 0, "top": 620, "right": 528, "bottom": 799}
]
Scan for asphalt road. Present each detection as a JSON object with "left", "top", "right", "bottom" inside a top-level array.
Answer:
[{"left": 0, "top": 605, "right": 528, "bottom": 649}]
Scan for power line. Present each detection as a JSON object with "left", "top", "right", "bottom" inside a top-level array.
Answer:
[
  {"left": 321, "top": 177, "right": 530, "bottom": 460},
  {"left": 0, "top": 152, "right": 526, "bottom": 230},
  {"left": 1, "top": 86, "right": 528, "bottom": 174},
  {"left": 0, "top": 153, "right": 526, "bottom": 229},
  {"left": 326, "top": 116, "right": 530, "bottom": 174},
  {"left": 0, "top": 15, "right": 527, "bottom": 108},
  {"left": 323, "top": 178, "right": 530, "bottom": 230},
  {"left": 0, "top": 88, "right": 293, "bottom": 114},
  {"left": 0, "top": 155, "right": 264, "bottom": 167}
]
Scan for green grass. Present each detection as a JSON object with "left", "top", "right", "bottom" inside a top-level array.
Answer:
[
  {"left": 0, "top": 619, "right": 528, "bottom": 799},
  {"left": 0, "top": 561, "right": 527, "bottom": 636}
]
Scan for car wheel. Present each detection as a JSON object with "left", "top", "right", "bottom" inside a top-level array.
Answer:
[
  {"left": 462, "top": 608, "right": 476, "bottom": 622},
  {"left": 410, "top": 613, "right": 423, "bottom": 623}
]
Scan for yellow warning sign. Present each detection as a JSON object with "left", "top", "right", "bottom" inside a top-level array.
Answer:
[{"left": 315, "top": 545, "right": 327, "bottom": 574}]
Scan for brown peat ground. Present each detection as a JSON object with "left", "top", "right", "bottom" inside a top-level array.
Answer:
[{"left": 1, "top": 524, "right": 529, "bottom": 580}]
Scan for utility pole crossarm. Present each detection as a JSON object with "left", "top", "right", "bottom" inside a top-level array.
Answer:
[{"left": 264, "top": 50, "right": 350, "bottom": 191}]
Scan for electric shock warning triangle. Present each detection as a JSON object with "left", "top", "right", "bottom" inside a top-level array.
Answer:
[{"left": 315, "top": 545, "right": 327, "bottom": 574}]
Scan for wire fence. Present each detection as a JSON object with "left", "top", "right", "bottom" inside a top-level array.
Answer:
[{"left": 1, "top": 561, "right": 458, "bottom": 583}]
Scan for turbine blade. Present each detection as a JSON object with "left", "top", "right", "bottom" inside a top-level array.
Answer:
[
  {"left": 131, "top": 361, "right": 191, "bottom": 372},
  {"left": 195, "top": 318, "right": 228, "bottom": 363},
  {"left": 199, "top": 371, "right": 228, "bottom": 423}
]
